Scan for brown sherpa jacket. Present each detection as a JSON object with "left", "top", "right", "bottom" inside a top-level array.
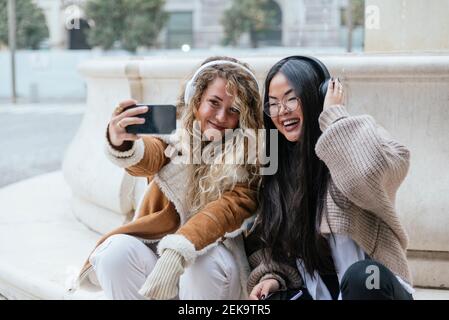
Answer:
[{"left": 74, "top": 127, "right": 258, "bottom": 290}]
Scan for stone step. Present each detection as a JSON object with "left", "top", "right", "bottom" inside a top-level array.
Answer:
[
  {"left": 0, "top": 171, "right": 105, "bottom": 300},
  {"left": 0, "top": 171, "right": 448, "bottom": 300}
]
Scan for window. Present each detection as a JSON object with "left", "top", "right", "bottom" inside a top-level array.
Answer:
[{"left": 166, "top": 12, "right": 193, "bottom": 49}]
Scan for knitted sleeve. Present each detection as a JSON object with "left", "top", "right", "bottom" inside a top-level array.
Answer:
[
  {"left": 243, "top": 222, "right": 302, "bottom": 293},
  {"left": 246, "top": 249, "right": 302, "bottom": 293},
  {"left": 315, "top": 105, "right": 410, "bottom": 247}
]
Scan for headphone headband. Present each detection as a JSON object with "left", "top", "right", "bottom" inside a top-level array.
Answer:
[
  {"left": 184, "top": 60, "right": 259, "bottom": 105},
  {"left": 283, "top": 55, "right": 330, "bottom": 79},
  {"left": 282, "top": 55, "right": 331, "bottom": 100}
]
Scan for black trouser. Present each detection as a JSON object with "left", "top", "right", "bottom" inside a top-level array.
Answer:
[
  {"left": 267, "top": 260, "right": 413, "bottom": 300},
  {"left": 340, "top": 260, "right": 413, "bottom": 300}
]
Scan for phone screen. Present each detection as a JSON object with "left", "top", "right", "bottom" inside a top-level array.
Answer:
[{"left": 125, "top": 104, "right": 177, "bottom": 135}]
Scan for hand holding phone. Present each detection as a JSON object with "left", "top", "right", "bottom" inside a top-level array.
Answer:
[{"left": 108, "top": 99, "right": 148, "bottom": 148}]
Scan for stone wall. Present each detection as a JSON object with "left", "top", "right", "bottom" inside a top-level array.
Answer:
[{"left": 365, "top": 0, "right": 449, "bottom": 52}]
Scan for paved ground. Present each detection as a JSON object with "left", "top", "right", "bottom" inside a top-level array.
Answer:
[
  {"left": 0, "top": 103, "right": 85, "bottom": 300},
  {"left": 0, "top": 104, "right": 85, "bottom": 188}
]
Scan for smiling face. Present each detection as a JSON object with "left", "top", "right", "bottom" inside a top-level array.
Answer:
[
  {"left": 268, "top": 72, "right": 303, "bottom": 142},
  {"left": 195, "top": 77, "right": 240, "bottom": 140}
]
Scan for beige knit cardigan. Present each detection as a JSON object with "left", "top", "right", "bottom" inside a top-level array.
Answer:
[{"left": 247, "top": 105, "right": 412, "bottom": 292}]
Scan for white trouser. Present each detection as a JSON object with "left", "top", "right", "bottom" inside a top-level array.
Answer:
[{"left": 89, "top": 234, "right": 242, "bottom": 300}]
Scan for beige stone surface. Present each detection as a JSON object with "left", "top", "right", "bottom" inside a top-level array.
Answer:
[
  {"left": 0, "top": 171, "right": 448, "bottom": 299},
  {"left": 365, "top": 0, "right": 449, "bottom": 52},
  {"left": 0, "top": 171, "right": 105, "bottom": 300}
]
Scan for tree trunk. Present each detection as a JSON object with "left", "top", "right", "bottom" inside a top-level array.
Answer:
[
  {"left": 346, "top": 0, "right": 353, "bottom": 52},
  {"left": 249, "top": 25, "right": 258, "bottom": 48}
]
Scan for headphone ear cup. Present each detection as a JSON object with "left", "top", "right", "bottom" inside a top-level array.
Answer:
[{"left": 319, "top": 78, "right": 330, "bottom": 101}]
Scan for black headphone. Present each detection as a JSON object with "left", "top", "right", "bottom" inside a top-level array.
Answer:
[{"left": 280, "top": 55, "right": 331, "bottom": 101}]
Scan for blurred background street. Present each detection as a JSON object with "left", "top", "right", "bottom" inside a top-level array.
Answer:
[{"left": 0, "top": 104, "right": 84, "bottom": 187}]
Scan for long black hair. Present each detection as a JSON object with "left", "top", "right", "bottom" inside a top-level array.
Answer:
[{"left": 259, "top": 58, "right": 334, "bottom": 276}]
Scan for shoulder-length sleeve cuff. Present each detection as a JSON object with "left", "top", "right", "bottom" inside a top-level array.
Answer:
[
  {"left": 319, "top": 105, "right": 350, "bottom": 132},
  {"left": 104, "top": 136, "right": 145, "bottom": 168},
  {"left": 157, "top": 234, "right": 197, "bottom": 267}
]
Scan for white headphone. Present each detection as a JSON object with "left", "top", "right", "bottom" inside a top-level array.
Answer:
[{"left": 183, "top": 60, "right": 259, "bottom": 105}]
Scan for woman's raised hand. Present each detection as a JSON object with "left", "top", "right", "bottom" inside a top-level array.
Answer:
[
  {"left": 248, "top": 278, "right": 280, "bottom": 300},
  {"left": 323, "top": 77, "right": 345, "bottom": 110},
  {"left": 108, "top": 99, "right": 149, "bottom": 147}
]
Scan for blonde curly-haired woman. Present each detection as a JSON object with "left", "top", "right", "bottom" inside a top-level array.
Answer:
[{"left": 72, "top": 56, "right": 263, "bottom": 300}]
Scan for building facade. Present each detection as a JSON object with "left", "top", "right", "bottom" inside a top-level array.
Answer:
[{"left": 34, "top": 0, "right": 349, "bottom": 50}]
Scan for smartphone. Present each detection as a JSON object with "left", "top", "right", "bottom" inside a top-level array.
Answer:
[{"left": 125, "top": 104, "right": 177, "bottom": 135}]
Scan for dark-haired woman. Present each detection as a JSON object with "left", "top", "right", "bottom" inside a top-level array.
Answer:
[{"left": 246, "top": 57, "right": 414, "bottom": 300}]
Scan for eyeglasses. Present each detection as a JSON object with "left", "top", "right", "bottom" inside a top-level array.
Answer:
[{"left": 264, "top": 96, "right": 300, "bottom": 117}]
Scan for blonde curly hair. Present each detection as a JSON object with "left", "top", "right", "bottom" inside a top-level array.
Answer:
[{"left": 176, "top": 56, "right": 263, "bottom": 214}]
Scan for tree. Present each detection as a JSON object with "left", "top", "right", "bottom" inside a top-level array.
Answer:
[
  {"left": 221, "top": 0, "right": 281, "bottom": 48},
  {"left": 0, "top": 0, "right": 49, "bottom": 49},
  {"left": 85, "top": 0, "right": 167, "bottom": 52},
  {"left": 341, "top": 0, "right": 365, "bottom": 52},
  {"left": 341, "top": 0, "right": 365, "bottom": 27}
]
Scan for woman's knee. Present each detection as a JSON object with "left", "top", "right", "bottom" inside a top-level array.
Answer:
[
  {"left": 180, "top": 245, "right": 241, "bottom": 299},
  {"left": 340, "top": 260, "right": 395, "bottom": 299},
  {"left": 90, "top": 234, "right": 156, "bottom": 277}
]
